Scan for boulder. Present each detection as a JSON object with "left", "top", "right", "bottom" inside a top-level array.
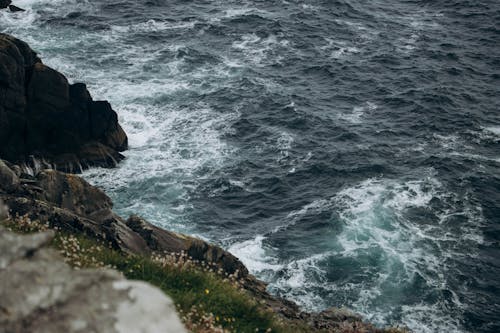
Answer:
[
  {"left": 0, "top": 0, "right": 11, "bottom": 9},
  {"left": 0, "top": 33, "right": 128, "bottom": 171},
  {"left": 8, "top": 4, "right": 25, "bottom": 12},
  {"left": 126, "top": 215, "right": 249, "bottom": 275},
  {"left": 0, "top": 227, "right": 187, "bottom": 333},
  {"left": 35, "top": 170, "right": 113, "bottom": 216}
]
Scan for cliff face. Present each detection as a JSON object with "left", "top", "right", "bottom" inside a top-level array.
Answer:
[{"left": 0, "top": 33, "right": 127, "bottom": 172}]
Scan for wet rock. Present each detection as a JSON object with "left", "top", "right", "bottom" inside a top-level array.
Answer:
[
  {"left": 0, "top": 33, "right": 127, "bottom": 171},
  {"left": 0, "top": 0, "right": 11, "bottom": 9},
  {"left": 8, "top": 4, "right": 24, "bottom": 12},
  {"left": 0, "top": 226, "right": 187, "bottom": 333},
  {"left": 0, "top": 199, "right": 8, "bottom": 220}
]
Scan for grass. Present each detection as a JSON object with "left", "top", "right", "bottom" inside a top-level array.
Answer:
[
  {"left": 1, "top": 215, "right": 310, "bottom": 333},
  {"left": 1, "top": 215, "right": 409, "bottom": 333}
]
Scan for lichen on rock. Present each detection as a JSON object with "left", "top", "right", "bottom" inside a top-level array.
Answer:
[{"left": 0, "top": 226, "right": 187, "bottom": 333}]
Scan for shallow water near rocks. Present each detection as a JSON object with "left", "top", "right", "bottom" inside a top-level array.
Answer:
[{"left": 2, "top": 1, "right": 500, "bottom": 332}]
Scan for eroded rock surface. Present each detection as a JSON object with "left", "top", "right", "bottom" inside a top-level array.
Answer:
[
  {"left": 0, "top": 160, "right": 248, "bottom": 276},
  {"left": 0, "top": 226, "right": 187, "bottom": 333},
  {"left": 0, "top": 33, "right": 127, "bottom": 171}
]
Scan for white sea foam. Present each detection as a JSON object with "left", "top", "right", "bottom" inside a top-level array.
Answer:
[
  {"left": 276, "top": 131, "right": 294, "bottom": 162},
  {"left": 264, "top": 174, "right": 483, "bottom": 332},
  {"left": 231, "top": 33, "right": 290, "bottom": 66},
  {"left": 400, "top": 303, "right": 464, "bottom": 333},
  {"left": 339, "top": 101, "right": 377, "bottom": 124},
  {"left": 111, "top": 20, "right": 198, "bottom": 34},
  {"left": 228, "top": 235, "right": 283, "bottom": 273},
  {"left": 482, "top": 126, "right": 500, "bottom": 139},
  {"left": 394, "top": 11, "right": 442, "bottom": 54}
]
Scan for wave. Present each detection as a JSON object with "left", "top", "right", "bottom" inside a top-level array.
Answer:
[{"left": 229, "top": 174, "right": 484, "bottom": 332}]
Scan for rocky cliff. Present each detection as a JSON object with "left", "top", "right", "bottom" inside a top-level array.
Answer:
[
  {"left": 0, "top": 33, "right": 405, "bottom": 333},
  {"left": 0, "top": 33, "right": 127, "bottom": 172}
]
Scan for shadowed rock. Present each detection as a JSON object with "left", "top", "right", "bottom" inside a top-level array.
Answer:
[
  {"left": 0, "top": 227, "right": 187, "bottom": 333},
  {"left": 8, "top": 4, "right": 24, "bottom": 12},
  {"left": 0, "top": 0, "right": 11, "bottom": 9},
  {"left": 0, "top": 161, "right": 248, "bottom": 275},
  {"left": 0, "top": 33, "right": 127, "bottom": 172}
]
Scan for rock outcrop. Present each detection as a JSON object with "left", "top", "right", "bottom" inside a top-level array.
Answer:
[
  {"left": 8, "top": 4, "right": 24, "bottom": 12},
  {"left": 0, "top": 159, "right": 386, "bottom": 332},
  {"left": 0, "top": 161, "right": 248, "bottom": 276},
  {"left": 0, "top": 226, "right": 187, "bottom": 333},
  {"left": 0, "top": 33, "right": 127, "bottom": 172},
  {"left": 0, "top": 0, "right": 11, "bottom": 9}
]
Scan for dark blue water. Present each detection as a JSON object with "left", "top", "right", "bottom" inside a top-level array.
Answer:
[{"left": 2, "top": 1, "right": 499, "bottom": 332}]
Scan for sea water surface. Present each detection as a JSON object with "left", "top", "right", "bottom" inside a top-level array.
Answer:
[{"left": 2, "top": 1, "right": 500, "bottom": 332}]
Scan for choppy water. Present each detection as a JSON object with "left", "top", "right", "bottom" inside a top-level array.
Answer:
[{"left": 2, "top": 1, "right": 500, "bottom": 332}]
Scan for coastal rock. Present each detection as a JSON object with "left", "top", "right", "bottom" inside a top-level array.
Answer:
[
  {"left": 0, "top": 160, "right": 389, "bottom": 331},
  {"left": 8, "top": 4, "right": 24, "bottom": 12},
  {"left": 0, "top": 160, "right": 19, "bottom": 193},
  {"left": 0, "top": 161, "right": 247, "bottom": 275},
  {"left": 0, "top": 226, "right": 187, "bottom": 333},
  {"left": 0, "top": 33, "right": 127, "bottom": 171},
  {"left": 35, "top": 169, "right": 113, "bottom": 216},
  {"left": 0, "top": 0, "right": 11, "bottom": 9},
  {"left": 126, "top": 215, "right": 249, "bottom": 275}
]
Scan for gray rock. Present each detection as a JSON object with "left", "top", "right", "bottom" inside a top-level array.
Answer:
[
  {"left": 0, "top": 227, "right": 187, "bottom": 333},
  {"left": 0, "top": 160, "right": 20, "bottom": 193},
  {"left": 0, "top": 199, "right": 8, "bottom": 220}
]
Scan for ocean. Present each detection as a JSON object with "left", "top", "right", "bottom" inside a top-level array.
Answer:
[{"left": 2, "top": 1, "right": 499, "bottom": 332}]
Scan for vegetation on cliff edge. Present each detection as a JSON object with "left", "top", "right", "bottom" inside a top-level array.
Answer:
[{"left": 1, "top": 215, "right": 408, "bottom": 333}]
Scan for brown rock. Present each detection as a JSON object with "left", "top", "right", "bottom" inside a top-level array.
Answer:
[
  {"left": 126, "top": 215, "right": 249, "bottom": 275},
  {"left": 35, "top": 169, "right": 113, "bottom": 216}
]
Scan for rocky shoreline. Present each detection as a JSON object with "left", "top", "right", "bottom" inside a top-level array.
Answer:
[
  {"left": 0, "top": 33, "right": 404, "bottom": 332},
  {"left": 0, "top": 33, "right": 126, "bottom": 172}
]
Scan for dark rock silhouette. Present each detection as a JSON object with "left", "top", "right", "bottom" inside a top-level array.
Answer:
[
  {"left": 8, "top": 4, "right": 24, "bottom": 12},
  {"left": 0, "top": 33, "right": 127, "bottom": 172},
  {"left": 0, "top": 0, "right": 11, "bottom": 9}
]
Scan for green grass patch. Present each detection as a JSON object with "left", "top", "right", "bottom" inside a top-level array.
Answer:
[
  {"left": 1, "top": 216, "right": 408, "bottom": 333},
  {"left": 1, "top": 217, "right": 309, "bottom": 333}
]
